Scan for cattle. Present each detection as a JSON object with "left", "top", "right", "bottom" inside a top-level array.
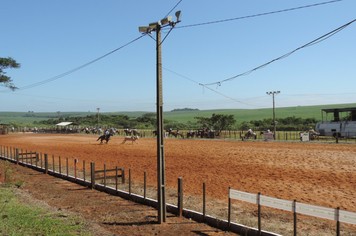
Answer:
[{"left": 121, "top": 136, "right": 139, "bottom": 144}]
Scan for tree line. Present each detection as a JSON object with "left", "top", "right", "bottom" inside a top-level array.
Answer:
[{"left": 30, "top": 113, "right": 319, "bottom": 132}]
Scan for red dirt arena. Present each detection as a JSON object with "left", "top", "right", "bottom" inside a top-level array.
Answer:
[{"left": 1, "top": 133, "right": 356, "bottom": 214}]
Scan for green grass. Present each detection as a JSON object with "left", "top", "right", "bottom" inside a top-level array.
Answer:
[
  {"left": 0, "top": 186, "right": 91, "bottom": 236},
  {"left": 1, "top": 103, "right": 356, "bottom": 124}
]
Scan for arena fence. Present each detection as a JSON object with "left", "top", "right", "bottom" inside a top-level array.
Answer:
[
  {"left": 11, "top": 126, "right": 356, "bottom": 143},
  {"left": 1, "top": 145, "right": 356, "bottom": 235},
  {"left": 229, "top": 189, "right": 356, "bottom": 236}
]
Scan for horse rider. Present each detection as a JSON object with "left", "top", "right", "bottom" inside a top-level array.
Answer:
[
  {"left": 266, "top": 129, "right": 270, "bottom": 133},
  {"left": 104, "top": 129, "right": 109, "bottom": 136},
  {"left": 177, "top": 128, "right": 180, "bottom": 134},
  {"left": 248, "top": 128, "right": 252, "bottom": 134}
]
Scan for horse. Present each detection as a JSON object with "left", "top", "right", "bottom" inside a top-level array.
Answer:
[
  {"left": 244, "top": 132, "right": 256, "bottom": 139},
  {"left": 124, "top": 129, "right": 132, "bottom": 136},
  {"left": 187, "top": 131, "right": 196, "bottom": 138},
  {"left": 96, "top": 134, "right": 113, "bottom": 144},
  {"left": 121, "top": 136, "right": 139, "bottom": 144},
  {"left": 169, "top": 131, "right": 184, "bottom": 139}
]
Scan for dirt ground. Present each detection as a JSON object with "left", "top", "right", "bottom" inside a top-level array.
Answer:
[{"left": 1, "top": 133, "right": 356, "bottom": 234}]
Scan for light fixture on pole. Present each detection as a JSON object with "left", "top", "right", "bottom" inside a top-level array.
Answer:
[
  {"left": 266, "top": 91, "right": 280, "bottom": 140},
  {"left": 138, "top": 11, "right": 181, "bottom": 224}
]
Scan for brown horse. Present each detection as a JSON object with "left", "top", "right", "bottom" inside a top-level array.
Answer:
[
  {"left": 244, "top": 132, "right": 256, "bottom": 139},
  {"left": 97, "top": 134, "right": 112, "bottom": 144}
]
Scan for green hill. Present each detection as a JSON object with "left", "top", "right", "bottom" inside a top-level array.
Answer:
[{"left": 1, "top": 103, "right": 356, "bottom": 125}]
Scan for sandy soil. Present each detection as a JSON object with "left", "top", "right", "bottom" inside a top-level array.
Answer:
[{"left": 1, "top": 133, "right": 356, "bottom": 213}]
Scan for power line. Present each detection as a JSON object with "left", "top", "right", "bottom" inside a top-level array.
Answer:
[
  {"left": 164, "top": 0, "right": 183, "bottom": 19},
  {"left": 176, "top": 0, "right": 342, "bottom": 29},
  {"left": 203, "top": 18, "right": 356, "bottom": 87},
  {"left": 0, "top": 35, "right": 145, "bottom": 93},
  {"left": 162, "top": 67, "right": 258, "bottom": 107}
]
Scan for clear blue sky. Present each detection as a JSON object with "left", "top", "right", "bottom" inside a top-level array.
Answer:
[{"left": 1, "top": 0, "right": 355, "bottom": 112}]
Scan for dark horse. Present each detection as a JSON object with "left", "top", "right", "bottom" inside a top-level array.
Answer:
[{"left": 97, "top": 134, "right": 113, "bottom": 144}]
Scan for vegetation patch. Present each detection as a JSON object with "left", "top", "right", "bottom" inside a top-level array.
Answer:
[{"left": 0, "top": 185, "right": 91, "bottom": 236}]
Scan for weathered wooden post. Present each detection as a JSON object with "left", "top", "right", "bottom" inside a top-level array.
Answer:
[
  {"left": 144, "top": 171, "right": 147, "bottom": 201},
  {"left": 104, "top": 164, "right": 106, "bottom": 190},
  {"left": 228, "top": 187, "right": 231, "bottom": 228},
  {"left": 293, "top": 200, "right": 297, "bottom": 236},
  {"left": 129, "top": 169, "right": 131, "bottom": 198},
  {"left": 52, "top": 155, "right": 55, "bottom": 174},
  {"left": 115, "top": 166, "right": 118, "bottom": 192},
  {"left": 44, "top": 153, "right": 48, "bottom": 174},
  {"left": 122, "top": 168, "right": 125, "bottom": 184},
  {"left": 336, "top": 207, "right": 340, "bottom": 236},
  {"left": 178, "top": 177, "right": 183, "bottom": 217},
  {"left": 83, "top": 160, "right": 86, "bottom": 185},
  {"left": 16, "top": 148, "right": 19, "bottom": 165},
  {"left": 59, "top": 156, "right": 61, "bottom": 175},
  {"left": 258, "top": 192, "right": 261, "bottom": 235},
  {"left": 203, "top": 182, "right": 206, "bottom": 221}
]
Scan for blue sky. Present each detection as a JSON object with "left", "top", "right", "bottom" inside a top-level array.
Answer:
[{"left": 1, "top": 0, "right": 355, "bottom": 112}]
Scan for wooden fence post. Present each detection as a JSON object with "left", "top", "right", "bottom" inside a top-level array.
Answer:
[
  {"left": 44, "top": 153, "right": 48, "bottom": 174},
  {"left": 228, "top": 187, "right": 231, "bottom": 228},
  {"left": 83, "top": 160, "right": 86, "bottom": 185},
  {"left": 144, "top": 171, "right": 146, "bottom": 201},
  {"left": 203, "top": 182, "right": 206, "bottom": 222},
  {"left": 336, "top": 207, "right": 340, "bottom": 236},
  {"left": 122, "top": 168, "right": 125, "bottom": 184},
  {"left": 258, "top": 192, "right": 261, "bottom": 235},
  {"left": 66, "top": 157, "right": 69, "bottom": 178},
  {"left": 52, "top": 155, "right": 55, "bottom": 174},
  {"left": 178, "top": 177, "right": 183, "bottom": 217},
  {"left": 115, "top": 166, "right": 118, "bottom": 192},
  {"left": 59, "top": 156, "right": 61, "bottom": 175},
  {"left": 91, "top": 162, "right": 95, "bottom": 189},
  {"left": 129, "top": 169, "right": 131, "bottom": 198},
  {"left": 104, "top": 164, "right": 106, "bottom": 190},
  {"left": 16, "top": 148, "right": 19, "bottom": 165},
  {"left": 293, "top": 200, "right": 297, "bottom": 236}
]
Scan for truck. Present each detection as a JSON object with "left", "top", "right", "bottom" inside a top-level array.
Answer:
[{"left": 315, "top": 107, "right": 356, "bottom": 138}]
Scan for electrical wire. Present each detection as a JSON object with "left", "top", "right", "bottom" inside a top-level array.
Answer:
[
  {"left": 162, "top": 67, "right": 259, "bottom": 107},
  {"left": 203, "top": 18, "right": 356, "bottom": 87},
  {"left": 0, "top": 35, "right": 145, "bottom": 93},
  {"left": 164, "top": 0, "right": 183, "bottom": 19},
  {"left": 176, "top": 0, "right": 342, "bottom": 29}
]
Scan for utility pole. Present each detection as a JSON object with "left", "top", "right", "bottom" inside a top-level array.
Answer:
[
  {"left": 266, "top": 91, "right": 280, "bottom": 140},
  {"left": 57, "top": 111, "right": 60, "bottom": 123},
  {"left": 139, "top": 11, "right": 181, "bottom": 224}
]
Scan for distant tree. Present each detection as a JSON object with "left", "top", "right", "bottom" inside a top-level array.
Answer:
[
  {"left": 0, "top": 57, "right": 20, "bottom": 91},
  {"left": 194, "top": 113, "right": 236, "bottom": 131}
]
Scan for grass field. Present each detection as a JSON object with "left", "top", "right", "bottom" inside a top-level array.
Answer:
[{"left": 1, "top": 103, "right": 356, "bottom": 124}]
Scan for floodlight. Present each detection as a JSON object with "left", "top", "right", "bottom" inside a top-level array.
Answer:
[
  {"left": 139, "top": 26, "right": 150, "bottom": 32},
  {"left": 175, "top": 11, "right": 181, "bottom": 22},
  {"left": 149, "top": 21, "right": 161, "bottom": 29},
  {"left": 160, "top": 16, "right": 172, "bottom": 25}
]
